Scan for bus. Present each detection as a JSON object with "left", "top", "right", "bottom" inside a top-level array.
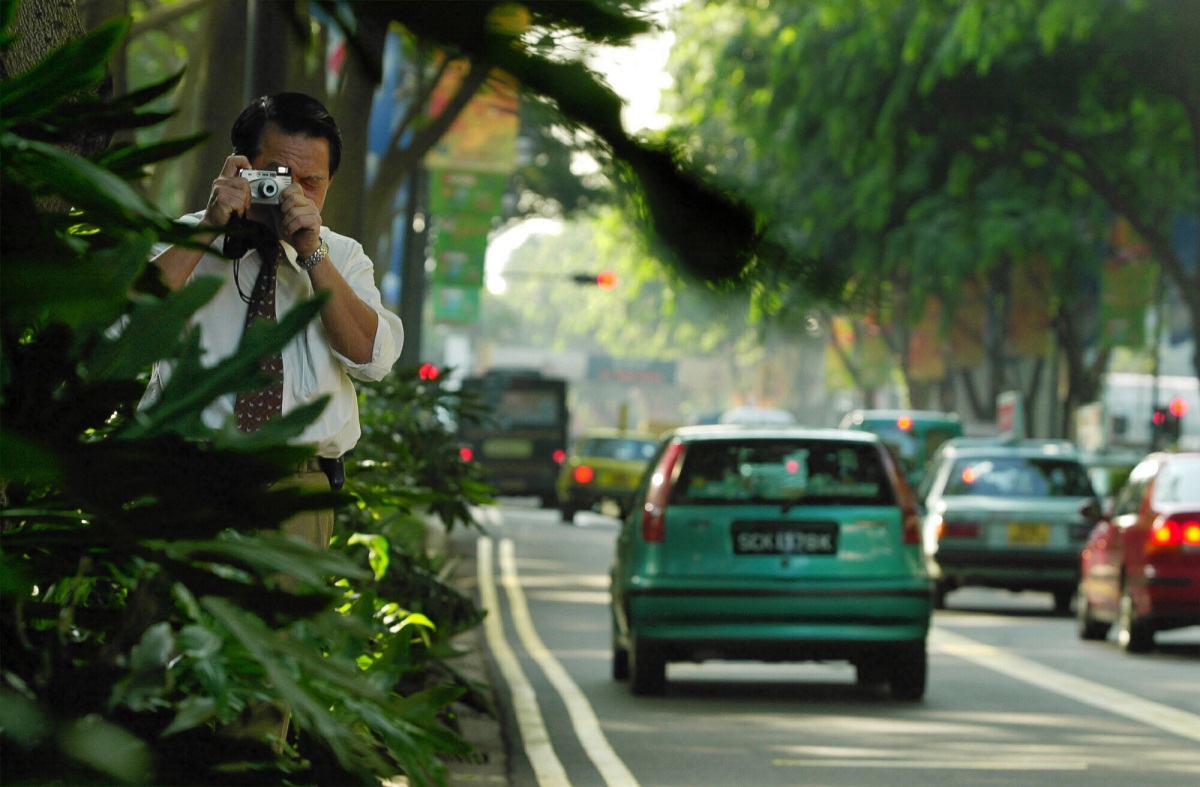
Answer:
[{"left": 459, "top": 371, "right": 569, "bottom": 507}]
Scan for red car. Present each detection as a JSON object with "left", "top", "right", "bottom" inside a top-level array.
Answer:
[{"left": 1076, "top": 452, "right": 1200, "bottom": 652}]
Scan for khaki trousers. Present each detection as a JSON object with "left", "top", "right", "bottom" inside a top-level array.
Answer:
[
  {"left": 277, "top": 467, "right": 334, "bottom": 549},
  {"left": 223, "top": 467, "right": 334, "bottom": 747}
]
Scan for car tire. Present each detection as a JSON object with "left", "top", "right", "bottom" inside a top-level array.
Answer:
[
  {"left": 1075, "top": 586, "right": 1109, "bottom": 641},
  {"left": 1117, "top": 586, "right": 1153, "bottom": 653},
  {"left": 612, "top": 621, "right": 629, "bottom": 681},
  {"left": 1052, "top": 589, "right": 1074, "bottom": 617},
  {"left": 629, "top": 633, "right": 666, "bottom": 696},
  {"left": 888, "top": 642, "right": 927, "bottom": 701},
  {"left": 855, "top": 655, "right": 888, "bottom": 686},
  {"left": 933, "top": 582, "right": 950, "bottom": 610}
]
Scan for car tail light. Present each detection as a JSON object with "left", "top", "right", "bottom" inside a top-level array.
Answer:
[
  {"left": 641, "top": 440, "right": 684, "bottom": 543},
  {"left": 573, "top": 465, "right": 595, "bottom": 484},
  {"left": 876, "top": 442, "right": 921, "bottom": 544},
  {"left": 901, "top": 506, "right": 922, "bottom": 545},
  {"left": 940, "top": 520, "right": 981, "bottom": 539},
  {"left": 1148, "top": 514, "right": 1200, "bottom": 552}
]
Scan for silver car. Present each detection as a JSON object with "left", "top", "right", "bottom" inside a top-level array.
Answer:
[{"left": 915, "top": 439, "right": 1102, "bottom": 613}]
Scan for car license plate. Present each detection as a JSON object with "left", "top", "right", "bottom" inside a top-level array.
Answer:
[
  {"left": 1007, "top": 522, "right": 1051, "bottom": 545},
  {"left": 482, "top": 438, "right": 532, "bottom": 459},
  {"left": 732, "top": 521, "right": 837, "bottom": 555}
]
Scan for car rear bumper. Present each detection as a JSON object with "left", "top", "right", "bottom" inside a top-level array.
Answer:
[
  {"left": 559, "top": 485, "right": 634, "bottom": 507},
  {"left": 622, "top": 581, "right": 932, "bottom": 648},
  {"left": 1132, "top": 572, "right": 1200, "bottom": 629},
  {"left": 932, "top": 548, "right": 1080, "bottom": 590}
]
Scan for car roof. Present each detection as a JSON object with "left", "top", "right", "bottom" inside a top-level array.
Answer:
[
  {"left": 841, "top": 409, "right": 961, "bottom": 424},
  {"left": 665, "top": 425, "right": 882, "bottom": 444},
  {"left": 937, "top": 437, "right": 1081, "bottom": 459},
  {"left": 574, "top": 427, "right": 659, "bottom": 441}
]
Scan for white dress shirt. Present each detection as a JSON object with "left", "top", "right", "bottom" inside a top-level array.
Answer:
[{"left": 143, "top": 212, "right": 404, "bottom": 458}]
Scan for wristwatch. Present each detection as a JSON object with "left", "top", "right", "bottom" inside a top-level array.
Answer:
[{"left": 296, "top": 239, "right": 329, "bottom": 271}]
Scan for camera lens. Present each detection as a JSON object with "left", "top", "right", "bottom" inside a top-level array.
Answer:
[{"left": 259, "top": 181, "right": 278, "bottom": 199}]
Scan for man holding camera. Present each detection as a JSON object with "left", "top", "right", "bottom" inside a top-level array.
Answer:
[{"left": 147, "top": 92, "right": 404, "bottom": 550}]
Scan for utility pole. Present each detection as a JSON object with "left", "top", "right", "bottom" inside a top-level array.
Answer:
[{"left": 1149, "top": 267, "right": 1166, "bottom": 451}]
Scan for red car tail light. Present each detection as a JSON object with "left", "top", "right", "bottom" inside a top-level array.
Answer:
[
  {"left": 941, "top": 520, "right": 981, "bottom": 538},
  {"left": 641, "top": 440, "right": 684, "bottom": 543},
  {"left": 573, "top": 465, "right": 595, "bottom": 484},
  {"left": 901, "top": 507, "right": 922, "bottom": 545},
  {"left": 1149, "top": 514, "right": 1200, "bottom": 551}
]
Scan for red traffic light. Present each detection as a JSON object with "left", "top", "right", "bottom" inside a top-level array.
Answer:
[
  {"left": 570, "top": 271, "right": 618, "bottom": 289},
  {"left": 418, "top": 363, "right": 439, "bottom": 380},
  {"left": 1168, "top": 396, "right": 1188, "bottom": 417}
]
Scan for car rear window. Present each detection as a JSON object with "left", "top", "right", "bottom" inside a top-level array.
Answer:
[
  {"left": 578, "top": 438, "right": 657, "bottom": 461},
  {"left": 944, "top": 456, "right": 1095, "bottom": 498},
  {"left": 1152, "top": 457, "right": 1200, "bottom": 505},
  {"left": 669, "top": 439, "right": 894, "bottom": 506}
]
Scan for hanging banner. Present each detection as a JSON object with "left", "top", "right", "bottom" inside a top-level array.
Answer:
[
  {"left": 1008, "top": 255, "right": 1053, "bottom": 357},
  {"left": 824, "top": 316, "right": 857, "bottom": 391},
  {"left": 949, "top": 278, "right": 986, "bottom": 368},
  {"left": 430, "top": 284, "right": 481, "bottom": 323},
  {"left": 426, "top": 59, "right": 519, "bottom": 173},
  {"left": 427, "top": 171, "right": 507, "bottom": 291},
  {"left": 908, "top": 298, "right": 946, "bottom": 382},
  {"left": 1100, "top": 218, "right": 1157, "bottom": 349}
]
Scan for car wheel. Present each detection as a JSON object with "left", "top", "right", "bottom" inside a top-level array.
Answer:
[
  {"left": 1075, "top": 586, "right": 1109, "bottom": 641},
  {"left": 612, "top": 621, "right": 629, "bottom": 681},
  {"left": 1117, "top": 586, "right": 1153, "bottom": 653},
  {"left": 888, "top": 642, "right": 927, "bottom": 701},
  {"left": 855, "top": 655, "right": 888, "bottom": 686},
  {"left": 933, "top": 582, "right": 950, "bottom": 610},
  {"left": 1052, "top": 589, "right": 1074, "bottom": 617},
  {"left": 629, "top": 633, "right": 666, "bottom": 696}
]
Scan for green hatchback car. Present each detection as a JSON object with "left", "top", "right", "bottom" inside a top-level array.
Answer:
[
  {"left": 840, "top": 409, "right": 963, "bottom": 486},
  {"left": 610, "top": 426, "right": 932, "bottom": 699}
]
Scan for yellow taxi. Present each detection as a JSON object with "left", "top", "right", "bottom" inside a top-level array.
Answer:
[{"left": 555, "top": 428, "right": 659, "bottom": 522}]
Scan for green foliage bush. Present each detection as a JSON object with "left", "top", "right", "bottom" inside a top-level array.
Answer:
[{"left": 1, "top": 11, "right": 493, "bottom": 786}]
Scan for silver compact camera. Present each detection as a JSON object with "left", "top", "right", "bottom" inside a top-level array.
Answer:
[{"left": 240, "top": 166, "right": 292, "bottom": 204}]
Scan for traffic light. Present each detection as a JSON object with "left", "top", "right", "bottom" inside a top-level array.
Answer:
[
  {"left": 570, "top": 270, "right": 618, "bottom": 289},
  {"left": 1152, "top": 398, "right": 1186, "bottom": 445},
  {"left": 1165, "top": 397, "right": 1186, "bottom": 443}
]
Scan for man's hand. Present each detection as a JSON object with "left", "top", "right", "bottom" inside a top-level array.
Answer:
[
  {"left": 202, "top": 155, "right": 253, "bottom": 229},
  {"left": 279, "top": 183, "right": 323, "bottom": 259}
]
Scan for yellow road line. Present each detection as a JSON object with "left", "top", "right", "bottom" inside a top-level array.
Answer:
[
  {"left": 499, "top": 538, "right": 640, "bottom": 786},
  {"left": 477, "top": 537, "right": 570, "bottom": 786}
]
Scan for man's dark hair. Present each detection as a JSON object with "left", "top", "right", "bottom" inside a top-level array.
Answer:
[{"left": 231, "top": 92, "right": 343, "bottom": 176}]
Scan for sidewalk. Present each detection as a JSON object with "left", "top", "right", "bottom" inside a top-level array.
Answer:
[{"left": 426, "top": 519, "right": 512, "bottom": 786}]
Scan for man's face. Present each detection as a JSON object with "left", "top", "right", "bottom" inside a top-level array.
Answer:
[{"left": 248, "top": 123, "right": 333, "bottom": 230}]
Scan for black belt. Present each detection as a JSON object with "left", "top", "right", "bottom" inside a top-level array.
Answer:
[{"left": 298, "top": 456, "right": 345, "bottom": 490}]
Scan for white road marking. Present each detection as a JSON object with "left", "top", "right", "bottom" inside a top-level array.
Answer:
[
  {"left": 771, "top": 757, "right": 1089, "bottom": 770},
  {"left": 932, "top": 627, "right": 1200, "bottom": 744},
  {"left": 499, "top": 538, "right": 640, "bottom": 786},
  {"left": 477, "top": 537, "right": 570, "bottom": 786}
]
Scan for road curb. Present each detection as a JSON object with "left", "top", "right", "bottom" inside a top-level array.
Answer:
[{"left": 426, "top": 517, "right": 513, "bottom": 786}]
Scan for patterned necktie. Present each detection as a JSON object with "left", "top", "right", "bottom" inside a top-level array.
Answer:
[{"left": 234, "top": 242, "right": 284, "bottom": 432}]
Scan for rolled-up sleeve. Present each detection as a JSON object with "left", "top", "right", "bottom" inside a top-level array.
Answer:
[
  {"left": 332, "top": 308, "right": 404, "bottom": 382},
  {"left": 332, "top": 238, "right": 404, "bottom": 381}
]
